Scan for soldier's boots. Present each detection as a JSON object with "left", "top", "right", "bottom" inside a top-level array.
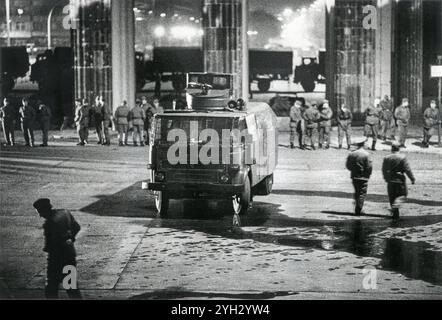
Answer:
[
  {"left": 355, "top": 206, "right": 363, "bottom": 216},
  {"left": 339, "top": 144, "right": 342, "bottom": 149},
  {"left": 134, "top": 142, "right": 138, "bottom": 146},
  {"left": 372, "top": 141, "right": 377, "bottom": 151},
  {"left": 392, "top": 208, "right": 400, "bottom": 220},
  {"left": 119, "top": 141, "right": 124, "bottom": 147},
  {"left": 290, "top": 143, "right": 295, "bottom": 149},
  {"left": 140, "top": 142, "right": 145, "bottom": 147}
]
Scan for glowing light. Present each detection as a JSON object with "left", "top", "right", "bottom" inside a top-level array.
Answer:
[
  {"left": 189, "top": 16, "right": 195, "bottom": 21},
  {"left": 154, "top": 25, "right": 166, "bottom": 38},
  {"left": 283, "top": 8, "right": 293, "bottom": 17},
  {"left": 160, "top": 13, "right": 166, "bottom": 18},
  {"left": 170, "top": 25, "right": 202, "bottom": 39},
  {"left": 17, "top": 8, "right": 24, "bottom": 15},
  {"left": 247, "top": 30, "right": 258, "bottom": 36}
]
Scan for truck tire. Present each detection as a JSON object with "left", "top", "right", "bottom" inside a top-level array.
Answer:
[
  {"left": 154, "top": 191, "right": 169, "bottom": 218},
  {"left": 301, "top": 81, "right": 315, "bottom": 93},
  {"left": 255, "top": 174, "right": 274, "bottom": 196},
  {"left": 232, "top": 175, "right": 251, "bottom": 216},
  {"left": 258, "top": 79, "right": 271, "bottom": 92}
]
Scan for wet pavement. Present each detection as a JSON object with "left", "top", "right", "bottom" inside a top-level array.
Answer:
[{"left": 1, "top": 129, "right": 442, "bottom": 299}]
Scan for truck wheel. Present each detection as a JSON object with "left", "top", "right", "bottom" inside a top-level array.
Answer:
[
  {"left": 258, "top": 79, "right": 271, "bottom": 92},
  {"left": 301, "top": 81, "right": 316, "bottom": 93},
  {"left": 256, "top": 174, "right": 274, "bottom": 196},
  {"left": 154, "top": 191, "right": 169, "bottom": 218},
  {"left": 232, "top": 175, "right": 251, "bottom": 216}
]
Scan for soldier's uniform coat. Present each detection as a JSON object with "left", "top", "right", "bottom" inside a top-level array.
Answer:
[
  {"left": 130, "top": 105, "right": 146, "bottom": 144},
  {"left": 303, "top": 106, "right": 321, "bottom": 147},
  {"left": 114, "top": 104, "right": 130, "bottom": 144},
  {"left": 74, "top": 104, "right": 90, "bottom": 144},
  {"left": 19, "top": 104, "right": 36, "bottom": 146},
  {"left": 318, "top": 106, "right": 333, "bottom": 148},
  {"left": 423, "top": 107, "right": 439, "bottom": 145},
  {"left": 0, "top": 103, "right": 16, "bottom": 145},
  {"left": 364, "top": 105, "right": 381, "bottom": 141},
  {"left": 394, "top": 105, "right": 411, "bottom": 146},
  {"left": 337, "top": 109, "right": 353, "bottom": 148},
  {"left": 289, "top": 104, "right": 304, "bottom": 148}
]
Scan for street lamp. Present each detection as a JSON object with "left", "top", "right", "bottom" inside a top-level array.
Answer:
[{"left": 47, "top": 0, "right": 68, "bottom": 49}]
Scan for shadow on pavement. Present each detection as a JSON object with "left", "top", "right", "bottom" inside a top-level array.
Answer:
[{"left": 272, "top": 189, "right": 442, "bottom": 207}]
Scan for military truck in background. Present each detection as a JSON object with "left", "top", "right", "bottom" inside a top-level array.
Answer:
[
  {"left": 143, "top": 72, "right": 278, "bottom": 224},
  {"left": 293, "top": 50, "right": 326, "bottom": 93},
  {"left": 139, "top": 47, "right": 293, "bottom": 93},
  {"left": 0, "top": 46, "right": 30, "bottom": 95}
]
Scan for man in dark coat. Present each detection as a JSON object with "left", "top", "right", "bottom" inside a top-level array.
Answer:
[
  {"left": 92, "top": 96, "right": 104, "bottom": 144},
  {"left": 318, "top": 100, "right": 333, "bottom": 149},
  {"left": 346, "top": 140, "right": 373, "bottom": 216},
  {"left": 364, "top": 98, "right": 382, "bottom": 151},
  {"left": 0, "top": 97, "right": 16, "bottom": 146},
  {"left": 394, "top": 98, "right": 411, "bottom": 148},
  {"left": 38, "top": 101, "right": 51, "bottom": 147},
  {"left": 422, "top": 100, "right": 440, "bottom": 148},
  {"left": 303, "top": 101, "right": 321, "bottom": 150},
  {"left": 100, "top": 98, "right": 112, "bottom": 146},
  {"left": 382, "top": 143, "right": 416, "bottom": 219},
  {"left": 289, "top": 100, "right": 304, "bottom": 149},
  {"left": 33, "top": 198, "right": 82, "bottom": 299},
  {"left": 19, "top": 98, "right": 36, "bottom": 147}
]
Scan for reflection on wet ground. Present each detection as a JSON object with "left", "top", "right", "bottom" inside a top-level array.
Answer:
[{"left": 147, "top": 200, "right": 442, "bottom": 286}]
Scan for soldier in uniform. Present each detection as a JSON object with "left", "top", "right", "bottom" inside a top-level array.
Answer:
[
  {"left": 364, "top": 98, "right": 381, "bottom": 151},
  {"left": 422, "top": 100, "right": 440, "bottom": 148},
  {"left": 100, "top": 97, "right": 112, "bottom": 146},
  {"left": 153, "top": 97, "right": 164, "bottom": 114},
  {"left": 142, "top": 96, "right": 155, "bottom": 145},
  {"left": 346, "top": 140, "right": 373, "bottom": 216},
  {"left": 92, "top": 96, "right": 104, "bottom": 145},
  {"left": 303, "top": 101, "right": 320, "bottom": 150},
  {"left": 289, "top": 100, "right": 304, "bottom": 149},
  {"left": 318, "top": 100, "right": 333, "bottom": 149},
  {"left": 382, "top": 142, "right": 416, "bottom": 219},
  {"left": 337, "top": 103, "right": 353, "bottom": 150},
  {"left": 0, "top": 97, "right": 16, "bottom": 146},
  {"left": 130, "top": 99, "right": 146, "bottom": 147},
  {"left": 19, "top": 98, "right": 36, "bottom": 147},
  {"left": 74, "top": 99, "right": 90, "bottom": 146},
  {"left": 37, "top": 101, "right": 51, "bottom": 147},
  {"left": 379, "top": 99, "right": 395, "bottom": 141},
  {"left": 114, "top": 101, "right": 130, "bottom": 146},
  {"left": 33, "top": 198, "right": 82, "bottom": 299},
  {"left": 394, "top": 98, "right": 411, "bottom": 148}
]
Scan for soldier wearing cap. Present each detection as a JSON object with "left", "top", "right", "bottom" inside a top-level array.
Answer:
[
  {"left": 337, "top": 103, "right": 353, "bottom": 150},
  {"left": 92, "top": 96, "right": 104, "bottom": 144},
  {"left": 379, "top": 97, "right": 395, "bottom": 142},
  {"left": 382, "top": 142, "right": 416, "bottom": 219},
  {"left": 130, "top": 99, "right": 146, "bottom": 147},
  {"left": 74, "top": 99, "right": 90, "bottom": 146},
  {"left": 346, "top": 140, "right": 373, "bottom": 216},
  {"left": 114, "top": 101, "right": 130, "bottom": 146},
  {"left": 394, "top": 98, "right": 411, "bottom": 148},
  {"left": 364, "top": 98, "right": 382, "bottom": 151},
  {"left": 318, "top": 100, "right": 333, "bottom": 149},
  {"left": 33, "top": 198, "right": 82, "bottom": 299},
  {"left": 100, "top": 97, "right": 112, "bottom": 146},
  {"left": 289, "top": 100, "right": 304, "bottom": 149},
  {"left": 303, "top": 101, "right": 321, "bottom": 150},
  {"left": 37, "top": 101, "right": 51, "bottom": 147},
  {"left": 141, "top": 96, "right": 154, "bottom": 145},
  {"left": 19, "top": 98, "right": 36, "bottom": 147},
  {"left": 422, "top": 100, "right": 440, "bottom": 148},
  {"left": 0, "top": 97, "right": 16, "bottom": 146}
]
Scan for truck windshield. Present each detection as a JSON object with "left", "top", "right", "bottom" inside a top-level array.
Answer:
[{"left": 155, "top": 116, "right": 235, "bottom": 143}]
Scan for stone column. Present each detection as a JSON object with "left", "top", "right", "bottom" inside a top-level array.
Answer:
[
  {"left": 202, "top": 0, "right": 248, "bottom": 99},
  {"left": 111, "top": 0, "right": 135, "bottom": 111},
  {"left": 375, "top": 0, "right": 393, "bottom": 100}
]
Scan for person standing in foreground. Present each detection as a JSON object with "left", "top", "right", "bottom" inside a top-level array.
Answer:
[
  {"left": 38, "top": 101, "right": 51, "bottom": 147},
  {"left": 422, "top": 100, "right": 440, "bottom": 148},
  {"left": 92, "top": 96, "right": 104, "bottom": 144},
  {"left": 318, "top": 100, "right": 333, "bottom": 149},
  {"left": 33, "top": 198, "right": 82, "bottom": 299},
  {"left": 100, "top": 97, "right": 112, "bottom": 146},
  {"left": 303, "top": 101, "right": 321, "bottom": 150},
  {"left": 395, "top": 98, "right": 411, "bottom": 148},
  {"left": 0, "top": 97, "right": 16, "bottom": 146},
  {"left": 346, "top": 141, "right": 373, "bottom": 216},
  {"left": 289, "top": 100, "right": 304, "bottom": 149},
  {"left": 19, "top": 98, "right": 36, "bottom": 147},
  {"left": 337, "top": 103, "right": 353, "bottom": 150},
  {"left": 114, "top": 101, "right": 130, "bottom": 146},
  {"left": 379, "top": 99, "right": 395, "bottom": 141},
  {"left": 74, "top": 99, "right": 89, "bottom": 146},
  {"left": 382, "top": 143, "right": 416, "bottom": 219}
]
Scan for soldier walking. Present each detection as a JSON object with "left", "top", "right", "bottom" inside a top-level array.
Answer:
[
  {"left": 364, "top": 98, "right": 382, "bottom": 151},
  {"left": 346, "top": 141, "right": 373, "bottom": 216},
  {"left": 19, "top": 98, "right": 36, "bottom": 147},
  {"left": 289, "top": 100, "right": 304, "bottom": 149},
  {"left": 130, "top": 99, "right": 146, "bottom": 147},
  {"left": 422, "top": 100, "right": 440, "bottom": 148},
  {"left": 114, "top": 101, "right": 130, "bottom": 146},
  {"left": 318, "top": 100, "right": 333, "bottom": 149},
  {"left": 33, "top": 198, "right": 82, "bottom": 299},
  {"left": 337, "top": 103, "right": 352, "bottom": 150},
  {"left": 394, "top": 98, "right": 411, "bottom": 148},
  {"left": 92, "top": 96, "right": 104, "bottom": 145},
  {"left": 74, "top": 99, "right": 90, "bottom": 146},
  {"left": 379, "top": 98, "right": 395, "bottom": 141},
  {"left": 0, "top": 97, "right": 16, "bottom": 146},
  {"left": 37, "top": 101, "right": 51, "bottom": 147},
  {"left": 303, "top": 101, "right": 321, "bottom": 150},
  {"left": 382, "top": 143, "right": 416, "bottom": 219}
]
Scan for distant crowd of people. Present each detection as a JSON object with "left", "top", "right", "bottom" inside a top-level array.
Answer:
[{"left": 289, "top": 96, "right": 441, "bottom": 150}]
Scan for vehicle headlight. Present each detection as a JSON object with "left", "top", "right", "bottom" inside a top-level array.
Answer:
[
  {"left": 229, "top": 164, "right": 240, "bottom": 172},
  {"left": 155, "top": 172, "right": 166, "bottom": 182},
  {"left": 220, "top": 174, "right": 230, "bottom": 183}
]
